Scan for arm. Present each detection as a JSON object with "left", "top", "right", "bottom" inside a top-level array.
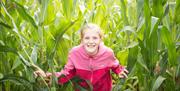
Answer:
[
  {"left": 35, "top": 56, "right": 75, "bottom": 85},
  {"left": 35, "top": 50, "right": 76, "bottom": 85},
  {"left": 110, "top": 54, "right": 125, "bottom": 74},
  {"left": 57, "top": 52, "right": 76, "bottom": 84},
  {"left": 109, "top": 50, "right": 128, "bottom": 78}
]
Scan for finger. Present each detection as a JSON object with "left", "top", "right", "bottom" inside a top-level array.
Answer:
[
  {"left": 119, "top": 72, "right": 128, "bottom": 78},
  {"left": 48, "top": 80, "right": 52, "bottom": 86},
  {"left": 39, "top": 71, "right": 46, "bottom": 77},
  {"left": 34, "top": 71, "right": 42, "bottom": 77},
  {"left": 119, "top": 74, "right": 124, "bottom": 78},
  {"left": 45, "top": 77, "right": 52, "bottom": 86},
  {"left": 35, "top": 70, "right": 46, "bottom": 77},
  {"left": 124, "top": 69, "right": 129, "bottom": 74},
  {"left": 45, "top": 78, "right": 50, "bottom": 82},
  {"left": 122, "top": 72, "right": 128, "bottom": 78},
  {"left": 33, "top": 72, "right": 38, "bottom": 78},
  {"left": 119, "top": 72, "right": 125, "bottom": 78},
  {"left": 34, "top": 70, "right": 42, "bottom": 75},
  {"left": 46, "top": 72, "right": 52, "bottom": 77}
]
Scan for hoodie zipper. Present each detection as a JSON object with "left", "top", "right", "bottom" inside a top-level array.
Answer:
[{"left": 89, "top": 57, "right": 93, "bottom": 82}]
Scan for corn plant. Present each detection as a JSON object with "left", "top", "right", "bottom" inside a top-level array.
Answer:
[{"left": 0, "top": 0, "right": 179, "bottom": 91}]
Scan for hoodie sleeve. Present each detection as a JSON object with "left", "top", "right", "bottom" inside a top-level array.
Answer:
[
  {"left": 58, "top": 51, "right": 76, "bottom": 85},
  {"left": 109, "top": 50, "right": 125, "bottom": 74}
]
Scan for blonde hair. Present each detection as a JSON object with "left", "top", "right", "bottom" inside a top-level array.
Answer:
[{"left": 80, "top": 23, "right": 104, "bottom": 40}]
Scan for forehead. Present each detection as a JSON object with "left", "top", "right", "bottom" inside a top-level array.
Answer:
[{"left": 83, "top": 29, "right": 100, "bottom": 36}]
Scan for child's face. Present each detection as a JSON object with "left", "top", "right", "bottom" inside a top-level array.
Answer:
[{"left": 81, "top": 29, "right": 101, "bottom": 55}]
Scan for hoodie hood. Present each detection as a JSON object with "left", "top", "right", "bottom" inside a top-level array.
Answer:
[{"left": 77, "top": 42, "right": 107, "bottom": 59}]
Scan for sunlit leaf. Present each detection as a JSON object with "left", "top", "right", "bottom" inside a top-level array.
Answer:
[
  {"left": 13, "top": 1, "right": 38, "bottom": 29},
  {"left": 31, "top": 45, "right": 37, "bottom": 63},
  {"left": 117, "top": 49, "right": 128, "bottom": 65},
  {"left": 11, "top": 58, "right": 22, "bottom": 70},
  {"left": 62, "top": 0, "right": 73, "bottom": 19},
  {"left": 0, "top": 73, "right": 3, "bottom": 79},
  {"left": 150, "top": 16, "right": 159, "bottom": 37},
  {"left": 17, "top": 52, "right": 31, "bottom": 67},
  {"left": 39, "top": 0, "right": 49, "bottom": 25}
]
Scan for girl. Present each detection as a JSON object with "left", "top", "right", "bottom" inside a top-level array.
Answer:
[{"left": 35, "top": 23, "right": 128, "bottom": 91}]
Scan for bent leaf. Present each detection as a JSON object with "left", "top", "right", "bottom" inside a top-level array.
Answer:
[{"left": 152, "top": 76, "right": 166, "bottom": 91}]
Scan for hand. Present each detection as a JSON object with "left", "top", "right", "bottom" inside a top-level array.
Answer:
[
  {"left": 118, "top": 68, "right": 129, "bottom": 78},
  {"left": 34, "top": 70, "right": 47, "bottom": 78},
  {"left": 44, "top": 72, "right": 52, "bottom": 86},
  {"left": 34, "top": 70, "right": 52, "bottom": 86}
]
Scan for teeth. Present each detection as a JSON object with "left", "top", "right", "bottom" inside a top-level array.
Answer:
[
  {"left": 87, "top": 44, "right": 95, "bottom": 47},
  {"left": 88, "top": 44, "right": 95, "bottom": 46}
]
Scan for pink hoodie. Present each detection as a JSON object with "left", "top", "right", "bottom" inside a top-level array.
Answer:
[{"left": 57, "top": 43, "right": 124, "bottom": 91}]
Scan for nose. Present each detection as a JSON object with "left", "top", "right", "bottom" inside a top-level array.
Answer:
[{"left": 89, "top": 38, "right": 94, "bottom": 43}]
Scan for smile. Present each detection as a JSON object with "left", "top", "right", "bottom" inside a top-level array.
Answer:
[{"left": 87, "top": 44, "right": 96, "bottom": 47}]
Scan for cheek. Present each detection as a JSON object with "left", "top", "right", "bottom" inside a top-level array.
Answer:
[
  {"left": 81, "top": 39, "right": 88, "bottom": 45},
  {"left": 95, "top": 39, "right": 101, "bottom": 44}
]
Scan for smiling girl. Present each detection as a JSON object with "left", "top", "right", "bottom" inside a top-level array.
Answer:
[{"left": 35, "top": 23, "right": 128, "bottom": 91}]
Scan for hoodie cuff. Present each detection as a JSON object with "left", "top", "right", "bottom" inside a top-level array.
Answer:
[
  {"left": 112, "top": 65, "right": 125, "bottom": 74},
  {"left": 58, "top": 69, "right": 76, "bottom": 85}
]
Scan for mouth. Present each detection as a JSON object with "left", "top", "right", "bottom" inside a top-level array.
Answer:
[{"left": 87, "top": 44, "right": 96, "bottom": 48}]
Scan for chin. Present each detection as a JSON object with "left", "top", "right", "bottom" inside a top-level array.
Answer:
[
  {"left": 88, "top": 49, "right": 98, "bottom": 54},
  {"left": 87, "top": 50, "right": 95, "bottom": 53}
]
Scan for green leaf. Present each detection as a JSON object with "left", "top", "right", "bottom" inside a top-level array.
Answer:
[
  {"left": 164, "top": 4, "right": 169, "bottom": 17},
  {"left": 31, "top": 45, "right": 37, "bottom": 63},
  {"left": 39, "top": 0, "right": 49, "bottom": 25},
  {"left": 137, "top": 52, "right": 149, "bottom": 72},
  {"left": 174, "top": 0, "right": 180, "bottom": 24},
  {"left": 49, "top": 19, "right": 78, "bottom": 60},
  {"left": 152, "top": 0, "right": 163, "bottom": 18},
  {"left": 17, "top": 52, "right": 31, "bottom": 67},
  {"left": 0, "top": 40, "right": 5, "bottom": 46},
  {"left": 127, "top": 45, "right": 138, "bottom": 71},
  {"left": 0, "top": 75, "right": 34, "bottom": 91},
  {"left": 137, "top": 0, "right": 144, "bottom": 18},
  {"left": 117, "top": 49, "right": 129, "bottom": 65},
  {"left": 0, "top": 73, "right": 3, "bottom": 79},
  {"left": 13, "top": 1, "right": 38, "bottom": 29},
  {"left": 176, "top": 64, "right": 180, "bottom": 77},
  {"left": 11, "top": 58, "right": 22, "bottom": 70},
  {"left": 0, "top": 45, "right": 17, "bottom": 54},
  {"left": 120, "top": 0, "right": 129, "bottom": 25},
  {"left": 144, "top": 0, "right": 151, "bottom": 38},
  {"left": 0, "top": 22, "right": 13, "bottom": 29},
  {"left": 122, "top": 26, "right": 136, "bottom": 34},
  {"left": 152, "top": 76, "right": 166, "bottom": 91},
  {"left": 161, "top": 26, "right": 177, "bottom": 66},
  {"left": 150, "top": 16, "right": 159, "bottom": 38},
  {"left": 62, "top": 0, "right": 73, "bottom": 19}
]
